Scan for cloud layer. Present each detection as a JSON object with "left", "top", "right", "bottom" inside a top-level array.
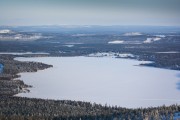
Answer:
[{"left": 0, "top": 0, "right": 180, "bottom": 26}]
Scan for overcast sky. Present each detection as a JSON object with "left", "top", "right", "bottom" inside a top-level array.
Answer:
[{"left": 0, "top": 0, "right": 180, "bottom": 26}]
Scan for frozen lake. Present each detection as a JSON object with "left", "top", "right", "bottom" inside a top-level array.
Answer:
[{"left": 15, "top": 56, "right": 180, "bottom": 108}]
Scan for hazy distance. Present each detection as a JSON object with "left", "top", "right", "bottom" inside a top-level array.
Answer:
[{"left": 0, "top": 0, "right": 180, "bottom": 26}]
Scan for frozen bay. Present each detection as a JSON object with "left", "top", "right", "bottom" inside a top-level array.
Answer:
[{"left": 15, "top": 56, "right": 180, "bottom": 108}]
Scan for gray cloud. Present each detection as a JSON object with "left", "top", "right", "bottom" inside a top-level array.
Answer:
[{"left": 0, "top": 0, "right": 180, "bottom": 26}]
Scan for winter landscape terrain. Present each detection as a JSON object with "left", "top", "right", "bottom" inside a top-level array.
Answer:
[{"left": 0, "top": 26, "right": 180, "bottom": 119}]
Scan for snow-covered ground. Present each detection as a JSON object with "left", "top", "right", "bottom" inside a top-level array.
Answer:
[
  {"left": 72, "top": 34, "right": 95, "bottom": 37},
  {"left": 0, "top": 52, "right": 49, "bottom": 55},
  {"left": 144, "top": 37, "right": 161, "bottom": 43},
  {"left": 0, "top": 32, "right": 43, "bottom": 41},
  {"left": 63, "top": 45, "right": 74, "bottom": 47},
  {"left": 88, "top": 52, "right": 134, "bottom": 58},
  {"left": 123, "top": 32, "right": 142, "bottom": 36},
  {"left": 108, "top": 40, "right": 124, "bottom": 44},
  {"left": 65, "top": 42, "right": 83, "bottom": 45},
  {"left": 154, "top": 35, "right": 166, "bottom": 38},
  {"left": 0, "top": 29, "right": 12, "bottom": 34},
  {"left": 156, "top": 51, "right": 180, "bottom": 54}
]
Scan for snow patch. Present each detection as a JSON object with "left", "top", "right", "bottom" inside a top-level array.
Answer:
[
  {"left": 88, "top": 52, "right": 134, "bottom": 58},
  {"left": 0, "top": 29, "right": 12, "bottom": 34},
  {"left": 143, "top": 37, "right": 161, "bottom": 43},
  {"left": 155, "top": 35, "right": 166, "bottom": 38},
  {"left": 0, "top": 52, "right": 49, "bottom": 55},
  {"left": 123, "top": 32, "right": 142, "bottom": 36},
  {"left": 14, "top": 34, "right": 42, "bottom": 40},
  {"left": 108, "top": 40, "right": 124, "bottom": 44},
  {"left": 153, "top": 38, "right": 161, "bottom": 41},
  {"left": 63, "top": 45, "right": 74, "bottom": 47},
  {"left": 156, "top": 51, "right": 180, "bottom": 54},
  {"left": 0, "top": 33, "right": 43, "bottom": 41},
  {"left": 65, "top": 43, "right": 83, "bottom": 45},
  {"left": 117, "top": 54, "right": 135, "bottom": 58},
  {"left": 72, "top": 34, "right": 95, "bottom": 37}
]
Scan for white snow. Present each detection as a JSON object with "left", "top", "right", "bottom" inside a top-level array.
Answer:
[
  {"left": 15, "top": 57, "right": 180, "bottom": 108},
  {"left": 143, "top": 38, "right": 153, "bottom": 43},
  {"left": 117, "top": 54, "right": 135, "bottom": 57},
  {"left": 0, "top": 33, "right": 43, "bottom": 41},
  {"left": 88, "top": 52, "right": 134, "bottom": 58},
  {"left": 63, "top": 45, "right": 74, "bottom": 47},
  {"left": 155, "top": 35, "right": 166, "bottom": 38},
  {"left": 0, "top": 29, "right": 12, "bottom": 34},
  {"left": 144, "top": 37, "right": 161, "bottom": 43},
  {"left": 153, "top": 38, "right": 161, "bottom": 41},
  {"left": 65, "top": 43, "right": 83, "bottom": 45},
  {"left": 88, "top": 52, "right": 114, "bottom": 57},
  {"left": 123, "top": 32, "right": 142, "bottom": 36},
  {"left": 0, "top": 52, "right": 49, "bottom": 55},
  {"left": 108, "top": 40, "right": 124, "bottom": 44},
  {"left": 156, "top": 51, "right": 180, "bottom": 54},
  {"left": 72, "top": 34, "right": 95, "bottom": 37}
]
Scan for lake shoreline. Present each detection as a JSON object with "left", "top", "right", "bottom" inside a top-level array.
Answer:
[
  {"left": 0, "top": 53, "right": 179, "bottom": 97},
  {"left": 0, "top": 53, "right": 179, "bottom": 96},
  {"left": 0, "top": 53, "right": 180, "bottom": 119},
  {"left": 0, "top": 54, "right": 53, "bottom": 96},
  {"left": 15, "top": 56, "right": 180, "bottom": 108}
]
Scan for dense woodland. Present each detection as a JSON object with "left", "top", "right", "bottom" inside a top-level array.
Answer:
[
  {"left": 0, "top": 38, "right": 180, "bottom": 70},
  {"left": 0, "top": 96, "right": 179, "bottom": 120},
  {"left": 0, "top": 55, "right": 52, "bottom": 95}
]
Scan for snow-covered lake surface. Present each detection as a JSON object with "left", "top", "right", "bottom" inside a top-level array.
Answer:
[{"left": 15, "top": 57, "right": 180, "bottom": 108}]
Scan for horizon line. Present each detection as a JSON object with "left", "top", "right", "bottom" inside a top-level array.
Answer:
[{"left": 1, "top": 25, "right": 180, "bottom": 27}]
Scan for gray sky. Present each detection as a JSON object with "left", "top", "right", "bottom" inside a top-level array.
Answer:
[{"left": 0, "top": 0, "right": 180, "bottom": 26}]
